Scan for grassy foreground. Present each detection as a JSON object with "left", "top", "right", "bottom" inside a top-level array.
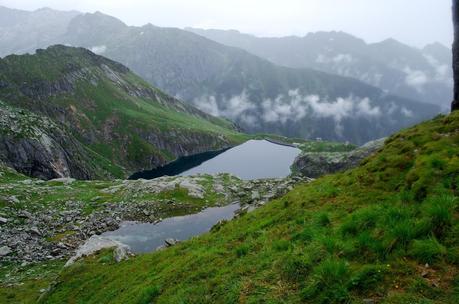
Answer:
[{"left": 34, "top": 112, "right": 459, "bottom": 303}]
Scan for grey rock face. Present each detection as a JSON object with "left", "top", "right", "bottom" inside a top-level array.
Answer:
[
  {"left": 292, "top": 138, "right": 385, "bottom": 178},
  {"left": 0, "top": 102, "right": 100, "bottom": 180},
  {"left": 0, "top": 245, "right": 11, "bottom": 256}
]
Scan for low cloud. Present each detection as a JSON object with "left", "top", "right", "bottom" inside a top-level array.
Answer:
[
  {"left": 193, "top": 91, "right": 257, "bottom": 126},
  {"left": 400, "top": 106, "right": 413, "bottom": 117},
  {"left": 333, "top": 54, "right": 354, "bottom": 64},
  {"left": 194, "top": 90, "right": 388, "bottom": 135},
  {"left": 404, "top": 57, "right": 453, "bottom": 91},
  {"left": 90, "top": 45, "right": 107, "bottom": 55},
  {"left": 403, "top": 67, "right": 428, "bottom": 89},
  {"left": 316, "top": 53, "right": 354, "bottom": 64}
]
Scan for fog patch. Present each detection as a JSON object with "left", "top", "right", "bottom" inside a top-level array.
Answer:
[
  {"left": 193, "top": 91, "right": 257, "bottom": 126},
  {"left": 90, "top": 45, "right": 107, "bottom": 55},
  {"left": 194, "top": 90, "right": 384, "bottom": 136},
  {"left": 333, "top": 54, "right": 353, "bottom": 64},
  {"left": 403, "top": 67, "right": 428, "bottom": 90},
  {"left": 423, "top": 54, "right": 453, "bottom": 84},
  {"left": 316, "top": 53, "right": 354, "bottom": 64},
  {"left": 400, "top": 107, "right": 413, "bottom": 117}
]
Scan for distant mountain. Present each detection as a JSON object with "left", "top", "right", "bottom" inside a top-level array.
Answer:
[
  {"left": 0, "top": 7, "right": 440, "bottom": 144},
  {"left": 0, "top": 45, "right": 241, "bottom": 179},
  {"left": 187, "top": 28, "right": 453, "bottom": 110},
  {"left": 0, "top": 6, "right": 80, "bottom": 57}
]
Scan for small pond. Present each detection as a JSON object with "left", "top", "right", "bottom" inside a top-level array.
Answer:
[{"left": 101, "top": 203, "right": 240, "bottom": 253}]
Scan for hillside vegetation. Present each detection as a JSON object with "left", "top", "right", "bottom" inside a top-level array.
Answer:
[
  {"left": 37, "top": 111, "right": 459, "bottom": 303},
  {"left": 0, "top": 45, "right": 245, "bottom": 179}
]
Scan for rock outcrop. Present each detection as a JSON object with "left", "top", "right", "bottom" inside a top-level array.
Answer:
[
  {"left": 65, "top": 235, "right": 132, "bottom": 266},
  {"left": 292, "top": 138, "right": 385, "bottom": 178},
  {"left": 0, "top": 102, "right": 114, "bottom": 179}
]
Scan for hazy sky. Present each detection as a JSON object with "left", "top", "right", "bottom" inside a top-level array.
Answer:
[{"left": 0, "top": 0, "right": 453, "bottom": 48}]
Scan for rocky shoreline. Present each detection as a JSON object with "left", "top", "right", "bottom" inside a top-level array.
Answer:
[{"left": 0, "top": 173, "right": 307, "bottom": 265}]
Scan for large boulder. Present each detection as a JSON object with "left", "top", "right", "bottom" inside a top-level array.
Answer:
[
  {"left": 292, "top": 138, "right": 385, "bottom": 178},
  {"left": 65, "top": 235, "right": 132, "bottom": 266}
]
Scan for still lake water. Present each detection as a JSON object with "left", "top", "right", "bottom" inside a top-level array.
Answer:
[
  {"left": 107, "top": 140, "right": 300, "bottom": 252},
  {"left": 131, "top": 140, "right": 301, "bottom": 180},
  {"left": 102, "top": 204, "right": 240, "bottom": 253}
]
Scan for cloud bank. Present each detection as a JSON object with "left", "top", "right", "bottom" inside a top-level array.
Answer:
[{"left": 193, "top": 90, "right": 415, "bottom": 135}]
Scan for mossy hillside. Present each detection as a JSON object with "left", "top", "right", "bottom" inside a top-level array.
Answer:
[
  {"left": 0, "top": 45, "right": 246, "bottom": 177},
  {"left": 39, "top": 112, "right": 459, "bottom": 303}
]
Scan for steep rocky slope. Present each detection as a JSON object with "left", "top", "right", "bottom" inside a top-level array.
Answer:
[
  {"left": 0, "top": 45, "right": 244, "bottom": 179},
  {"left": 0, "top": 101, "right": 121, "bottom": 179}
]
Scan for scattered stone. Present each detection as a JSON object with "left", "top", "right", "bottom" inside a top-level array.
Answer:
[
  {"left": 0, "top": 246, "right": 11, "bottom": 256},
  {"left": 165, "top": 238, "right": 180, "bottom": 247},
  {"left": 29, "top": 227, "right": 41, "bottom": 236},
  {"left": 7, "top": 196, "right": 19, "bottom": 204},
  {"left": 179, "top": 180, "right": 205, "bottom": 199},
  {"left": 214, "top": 184, "right": 225, "bottom": 192},
  {"left": 0, "top": 217, "right": 7, "bottom": 224},
  {"left": 113, "top": 245, "right": 131, "bottom": 262},
  {"left": 0, "top": 173, "right": 308, "bottom": 264},
  {"left": 50, "top": 177, "right": 76, "bottom": 185},
  {"left": 18, "top": 210, "right": 32, "bottom": 219}
]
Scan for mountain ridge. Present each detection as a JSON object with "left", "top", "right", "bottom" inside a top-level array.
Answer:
[
  {"left": 0, "top": 6, "right": 441, "bottom": 144},
  {"left": 0, "top": 45, "right": 244, "bottom": 179},
  {"left": 187, "top": 27, "right": 453, "bottom": 110},
  {"left": 55, "top": 11, "right": 439, "bottom": 144}
]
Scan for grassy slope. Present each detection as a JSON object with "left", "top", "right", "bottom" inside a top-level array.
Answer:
[{"left": 38, "top": 112, "right": 459, "bottom": 303}]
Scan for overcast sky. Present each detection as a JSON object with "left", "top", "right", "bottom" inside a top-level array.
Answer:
[{"left": 0, "top": 0, "right": 453, "bottom": 48}]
